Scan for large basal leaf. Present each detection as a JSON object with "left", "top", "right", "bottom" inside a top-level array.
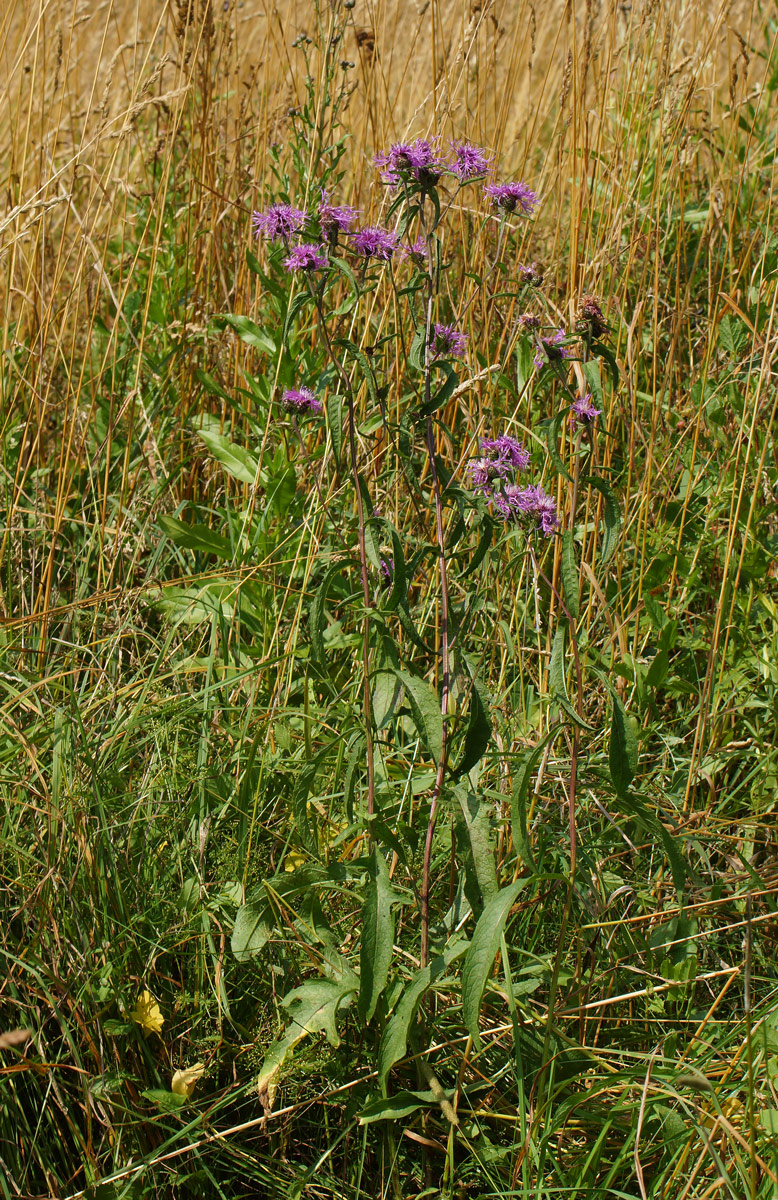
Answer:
[
  {"left": 462, "top": 880, "right": 526, "bottom": 1048},
  {"left": 393, "top": 669, "right": 443, "bottom": 763},
  {"left": 194, "top": 415, "right": 258, "bottom": 486},
  {"left": 157, "top": 515, "right": 232, "bottom": 560},
  {"left": 256, "top": 977, "right": 358, "bottom": 1113},
  {"left": 215, "top": 312, "right": 277, "bottom": 357},
  {"left": 359, "top": 849, "right": 402, "bottom": 1023}
]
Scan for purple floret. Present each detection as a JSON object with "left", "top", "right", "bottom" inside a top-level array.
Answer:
[
  {"left": 501, "top": 483, "right": 559, "bottom": 535},
  {"left": 430, "top": 322, "right": 468, "bottom": 359},
  {"left": 480, "top": 434, "right": 530, "bottom": 472},
  {"left": 484, "top": 181, "right": 538, "bottom": 216},
  {"left": 283, "top": 242, "right": 329, "bottom": 272},
  {"left": 318, "top": 190, "right": 360, "bottom": 241},
  {"left": 467, "top": 456, "right": 509, "bottom": 496},
  {"left": 448, "top": 140, "right": 494, "bottom": 182},
  {"left": 375, "top": 138, "right": 447, "bottom": 188},
  {"left": 349, "top": 225, "right": 399, "bottom": 260},
  {"left": 533, "top": 328, "right": 570, "bottom": 368},
  {"left": 401, "top": 237, "right": 429, "bottom": 267},
  {"left": 281, "top": 387, "right": 323, "bottom": 415},
  {"left": 570, "top": 392, "right": 602, "bottom": 425},
  {"left": 253, "top": 203, "right": 307, "bottom": 241}
]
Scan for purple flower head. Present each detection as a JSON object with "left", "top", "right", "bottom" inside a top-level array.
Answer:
[
  {"left": 518, "top": 261, "right": 545, "bottom": 287},
  {"left": 448, "top": 140, "right": 494, "bottom": 182},
  {"left": 317, "top": 190, "right": 360, "bottom": 242},
  {"left": 467, "top": 456, "right": 509, "bottom": 496},
  {"left": 517, "top": 311, "right": 541, "bottom": 333},
  {"left": 480, "top": 434, "right": 530, "bottom": 472},
  {"left": 533, "top": 327, "right": 570, "bottom": 369},
  {"left": 283, "top": 242, "right": 329, "bottom": 272},
  {"left": 500, "top": 483, "right": 559, "bottom": 535},
  {"left": 430, "top": 322, "right": 468, "bottom": 359},
  {"left": 253, "top": 203, "right": 307, "bottom": 241},
  {"left": 375, "top": 138, "right": 446, "bottom": 189},
  {"left": 401, "top": 237, "right": 429, "bottom": 267},
  {"left": 484, "top": 180, "right": 538, "bottom": 216},
  {"left": 570, "top": 392, "right": 602, "bottom": 426},
  {"left": 575, "top": 294, "right": 608, "bottom": 339},
  {"left": 349, "top": 225, "right": 399, "bottom": 261},
  {"left": 281, "top": 386, "right": 323, "bottom": 415}
]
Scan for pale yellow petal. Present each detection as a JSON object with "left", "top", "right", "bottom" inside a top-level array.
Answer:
[
  {"left": 171, "top": 1062, "right": 205, "bottom": 1098},
  {"left": 130, "top": 989, "right": 164, "bottom": 1034}
]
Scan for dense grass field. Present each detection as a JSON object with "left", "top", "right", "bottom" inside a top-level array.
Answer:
[{"left": 1, "top": 0, "right": 777, "bottom": 1197}]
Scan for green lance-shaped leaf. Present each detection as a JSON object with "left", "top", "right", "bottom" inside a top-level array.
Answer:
[
  {"left": 326, "top": 394, "right": 344, "bottom": 473},
  {"left": 454, "top": 658, "right": 493, "bottom": 779},
  {"left": 358, "top": 1091, "right": 437, "bottom": 1125},
  {"left": 215, "top": 313, "right": 277, "bottom": 357},
  {"left": 193, "top": 415, "right": 258, "bottom": 486},
  {"left": 516, "top": 337, "right": 535, "bottom": 392},
  {"left": 378, "top": 947, "right": 462, "bottom": 1090},
  {"left": 420, "top": 363, "right": 459, "bottom": 416},
  {"left": 592, "top": 340, "right": 619, "bottom": 386},
  {"left": 582, "top": 475, "right": 621, "bottom": 565},
  {"left": 462, "top": 880, "right": 525, "bottom": 1048},
  {"left": 409, "top": 326, "right": 426, "bottom": 371},
  {"left": 609, "top": 689, "right": 639, "bottom": 796},
  {"left": 560, "top": 529, "right": 580, "bottom": 620},
  {"left": 548, "top": 626, "right": 595, "bottom": 730},
  {"left": 393, "top": 669, "right": 443, "bottom": 763},
  {"left": 359, "top": 849, "right": 401, "bottom": 1023},
  {"left": 256, "top": 977, "right": 358, "bottom": 1110},
  {"left": 455, "top": 786, "right": 498, "bottom": 905},
  {"left": 157, "top": 516, "right": 232, "bottom": 560},
  {"left": 195, "top": 367, "right": 232, "bottom": 403},
  {"left": 546, "top": 408, "right": 573, "bottom": 481},
  {"left": 582, "top": 358, "right": 603, "bottom": 407}
]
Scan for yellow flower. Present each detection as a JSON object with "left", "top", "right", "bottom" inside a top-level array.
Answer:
[
  {"left": 130, "top": 989, "right": 164, "bottom": 1034},
  {"left": 171, "top": 1062, "right": 205, "bottom": 1098}
]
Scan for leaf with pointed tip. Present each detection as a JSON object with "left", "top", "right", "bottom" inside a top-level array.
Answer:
[
  {"left": 548, "top": 626, "right": 595, "bottom": 730},
  {"left": 256, "top": 978, "right": 358, "bottom": 1108},
  {"left": 215, "top": 313, "right": 276, "bottom": 357},
  {"left": 462, "top": 881, "right": 526, "bottom": 1048},
  {"left": 359, "top": 849, "right": 402, "bottom": 1022},
  {"left": 394, "top": 670, "right": 443, "bottom": 763},
  {"left": 560, "top": 530, "right": 580, "bottom": 620}
]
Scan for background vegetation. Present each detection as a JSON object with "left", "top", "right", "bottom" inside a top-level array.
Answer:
[{"left": 1, "top": 0, "right": 777, "bottom": 1197}]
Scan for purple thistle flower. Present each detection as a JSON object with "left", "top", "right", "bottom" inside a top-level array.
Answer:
[
  {"left": 430, "top": 322, "right": 468, "bottom": 359},
  {"left": 253, "top": 203, "right": 307, "bottom": 241},
  {"left": 517, "top": 312, "right": 541, "bottom": 332},
  {"left": 484, "top": 180, "right": 538, "bottom": 216},
  {"left": 570, "top": 392, "right": 602, "bottom": 425},
  {"left": 283, "top": 242, "right": 329, "bottom": 272},
  {"left": 281, "top": 387, "right": 323, "bottom": 415},
  {"left": 448, "top": 140, "right": 494, "bottom": 182},
  {"left": 349, "top": 225, "right": 400, "bottom": 261},
  {"left": 533, "top": 327, "right": 570, "bottom": 369},
  {"left": 375, "top": 138, "right": 447, "bottom": 188},
  {"left": 467, "top": 456, "right": 510, "bottom": 496},
  {"left": 518, "top": 261, "right": 545, "bottom": 287},
  {"left": 480, "top": 434, "right": 530, "bottom": 472},
  {"left": 401, "top": 237, "right": 429, "bottom": 267},
  {"left": 317, "top": 190, "right": 360, "bottom": 242},
  {"left": 500, "top": 483, "right": 559, "bottom": 535}
]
